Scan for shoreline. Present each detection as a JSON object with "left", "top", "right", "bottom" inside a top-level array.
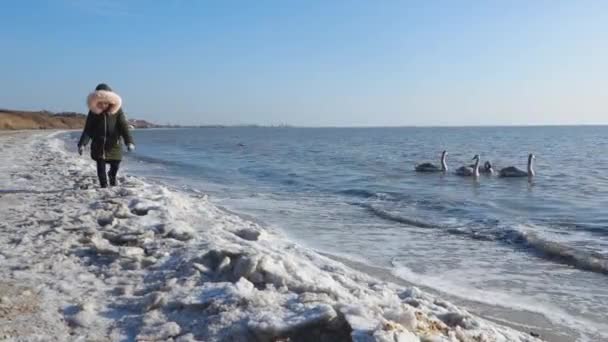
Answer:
[
  {"left": 322, "top": 253, "right": 575, "bottom": 342},
  {"left": 0, "top": 130, "right": 550, "bottom": 341}
]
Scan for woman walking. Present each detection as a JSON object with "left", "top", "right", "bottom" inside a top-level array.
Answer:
[{"left": 78, "top": 83, "right": 135, "bottom": 188}]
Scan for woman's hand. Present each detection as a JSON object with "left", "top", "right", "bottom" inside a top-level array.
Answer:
[{"left": 127, "top": 143, "right": 135, "bottom": 152}]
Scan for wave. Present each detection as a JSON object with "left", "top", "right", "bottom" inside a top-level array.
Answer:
[
  {"left": 361, "top": 204, "right": 437, "bottom": 229},
  {"left": 339, "top": 188, "right": 465, "bottom": 217},
  {"left": 549, "top": 221, "right": 608, "bottom": 237},
  {"left": 504, "top": 228, "right": 608, "bottom": 275},
  {"left": 337, "top": 189, "right": 413, "bottom": 204},
  {"left": 363, "top": 204, "right": 608, "bottom": 275},
  {"left": 129, "top": 153, "right": 199, "bottom": 169},
  {"left": 337, "top": 188, "right": 381, "bottom": 199}
]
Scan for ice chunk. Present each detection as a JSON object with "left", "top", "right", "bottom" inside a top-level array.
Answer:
[
  {"left": 144, "top": 292, "right": 168, "bottom": 312},
  {"left": 384, "top": 306, "right": 418, "bottom": 331},
  {"left": 235, "top": 228, "right": 263, "bottom": 241},
  {"left": 166, "top": 222, "right": 195, "bottom": 241},
  {"left": 232, "top": 255, "right": 258, "bottom": 279},
  {"left": 67, "top": 302, "right": 97, "bottom": 328},
  {"left": 136, "top": 321, "right": 181, "bottom": 341},
  {"left": 89, "top": 235, "right": 119, "bottom": 255}
]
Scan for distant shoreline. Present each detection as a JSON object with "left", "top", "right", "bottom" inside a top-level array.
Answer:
[{"left": 0, "top": 109, "right": 161, "bottom": 130}]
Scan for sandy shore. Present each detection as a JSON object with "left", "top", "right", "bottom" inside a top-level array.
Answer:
[{"left": 0, "top": 130, "right": 545, "bottom": 341}]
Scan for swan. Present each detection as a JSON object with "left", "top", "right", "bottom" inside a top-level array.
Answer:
[
  {"left": 469, "top": 161, "right": 494, "bottom": 174},
  {"left": 499, "top": 154, "right": 535, "bottom": 178},
  {"left": 456, "top": 155, "right": 481, "bottom": 177},
  {"left": 415, "top": 150, "right": 448, "bottom": 172}
]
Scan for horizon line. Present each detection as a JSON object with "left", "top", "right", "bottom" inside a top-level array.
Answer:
[
  {"left": 162, "top": 123, "right": 608, "bottom": 129},
  {"left": 2, "top": 107, "right": 607, "bottom": 129}
]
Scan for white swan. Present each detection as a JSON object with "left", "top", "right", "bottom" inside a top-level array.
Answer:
[
  {"left": 456, "top": 155, "right": 480, "bottom": 177},
  {"left": 499, "top": 154, "right": 535, "bottom": 178},
  {"left": 415, "top": 150, "right": 448, "bottom": 172}
]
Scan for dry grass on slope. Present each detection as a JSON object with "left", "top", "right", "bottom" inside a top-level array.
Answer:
[{"left": 0, "top": 110, "right": 86, "bottom": 130}]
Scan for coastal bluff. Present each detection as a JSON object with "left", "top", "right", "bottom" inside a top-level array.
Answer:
[
  {"left": 0, "top": 109, "right": 86, "bottom": 130},
  {"left": 0, "top": 109, "right": 158, "bottom": 130}
]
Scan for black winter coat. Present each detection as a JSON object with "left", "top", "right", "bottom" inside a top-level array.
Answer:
[{"left": 78, "top": 109, "right": 134, "bottom": 161}]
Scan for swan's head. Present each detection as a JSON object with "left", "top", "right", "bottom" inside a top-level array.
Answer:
[
  {"left": 484, "top": 161, "right": 493, "bottom": 170},
  {"left": 528, "top": 153, "right": 535, "bottom": 161},
  {"left": 441, "top": 150, "right": 448, "bottom": 157},
  {"left": 472, "top": 154, "right": 480, "bottom": 161}
]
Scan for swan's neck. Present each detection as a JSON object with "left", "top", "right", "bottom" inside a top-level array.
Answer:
[
  {"left": 474, "top": 159, "right": 480, "bottom": 177},
  {"left": 528, "top": 157, "right": 535, "bottom": 176},
  {"left": 441, "top": 154, "right": 448, "bottom": 171}
]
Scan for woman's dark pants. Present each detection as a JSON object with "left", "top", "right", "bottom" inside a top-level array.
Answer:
[{"left": 96, "top": 160, "right": 121, "bottom": 188}]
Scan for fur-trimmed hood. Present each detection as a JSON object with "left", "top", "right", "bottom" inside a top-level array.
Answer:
[{"left": 87, "top": 90, "right": 122, "bottom": 115}]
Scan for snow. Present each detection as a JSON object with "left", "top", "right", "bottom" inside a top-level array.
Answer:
[{"left": 0, "top": 131, "right": 543, "bottom": 341}]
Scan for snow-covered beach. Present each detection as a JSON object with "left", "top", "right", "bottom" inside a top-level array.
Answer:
[{"left": 0, "top": 131, "right": 545, "bottom": 341}]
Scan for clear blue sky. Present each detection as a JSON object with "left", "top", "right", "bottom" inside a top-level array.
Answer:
[{"left": 1, "top": 1, "right": 606, "bottom": 126}]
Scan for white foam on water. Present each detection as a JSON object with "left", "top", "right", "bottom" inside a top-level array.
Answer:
[{"left": 391, "top": 264, "right": 608, "bottom": 341}]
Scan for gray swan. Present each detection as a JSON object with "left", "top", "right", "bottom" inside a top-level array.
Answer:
[
  {"left": 469, "top": 161, "right": 494, "bottom": 174},
  {"left": 499, "top": 154, "right": 535, "bottom": 178},
  {"left": 456, "top": 155, "right": 480, "bottom": 177},
  {"left": 415, "top": 150, "right": 448, "bottom": 172}
]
